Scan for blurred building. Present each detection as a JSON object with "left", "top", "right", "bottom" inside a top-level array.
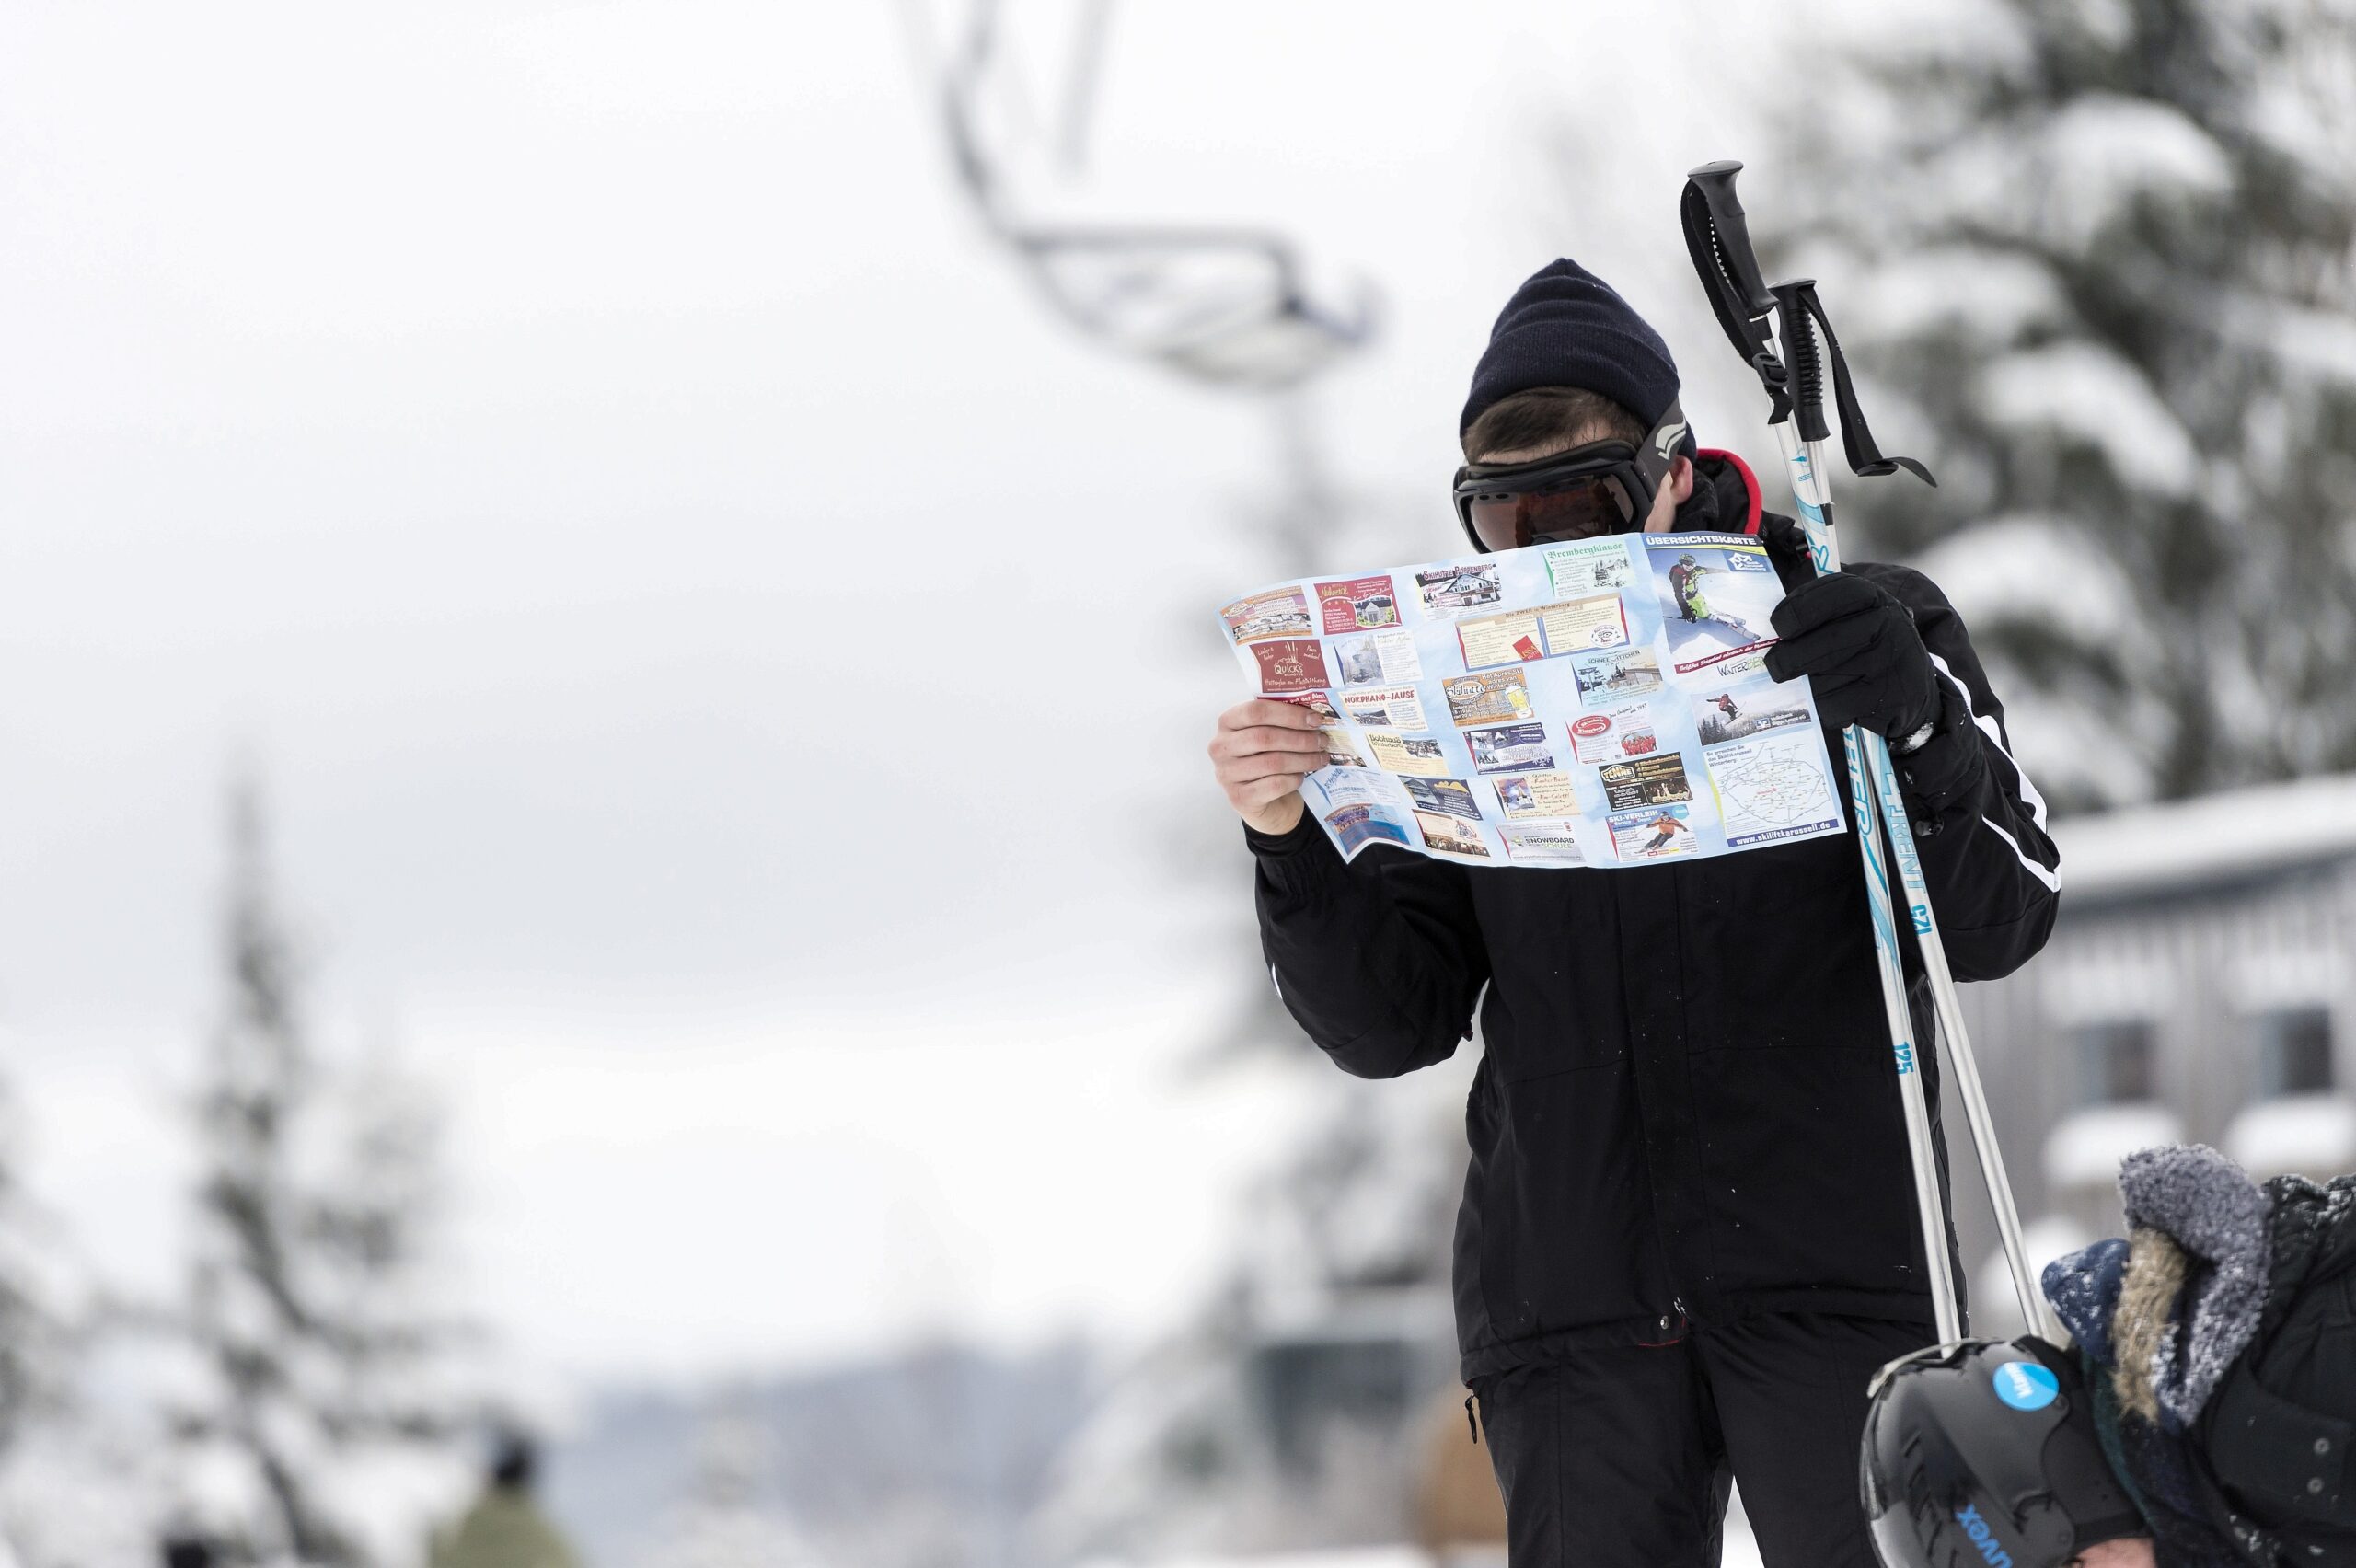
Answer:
[{"left": 1955, "top": 774, "right": 2356, "bottom": 1329}]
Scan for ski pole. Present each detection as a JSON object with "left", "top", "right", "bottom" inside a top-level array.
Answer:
[
  {"left": 1678, "top": 163, "right": 1957, "bottom": 1341},
  {"left": 1681, "top": 161, "right": 2063, "bottom": 1346},
  {"left": 1775, "top": 291, "right": 2063, "bottom": 1346},
  {"left": 1766, "top": 412, "right": 1962, "bottom": 1343}
]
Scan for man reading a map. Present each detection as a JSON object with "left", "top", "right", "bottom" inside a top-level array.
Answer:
[{"left": 1204, "top": 259, "right": 2061, "bottom": 1568}]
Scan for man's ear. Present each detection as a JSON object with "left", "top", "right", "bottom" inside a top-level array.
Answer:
[{"left": 1669, "top": 454, "right": 1695, "bottom": 504}]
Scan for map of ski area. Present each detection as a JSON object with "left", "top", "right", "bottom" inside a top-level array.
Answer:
[{"left": 1217, "top": 532, "right": 1846, "bottom": 869}]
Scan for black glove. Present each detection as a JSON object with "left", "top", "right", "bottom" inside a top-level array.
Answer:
[
  {"left": 1763, "top": 573, "right": 1939, "bottom": 741},
  {"left": 1759, "top": 511, "right": 1816, "bottom": 576}
]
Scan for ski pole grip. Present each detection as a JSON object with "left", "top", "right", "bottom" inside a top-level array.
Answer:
[
  {"left": 1685, "top": 161, "right": 1775, "bottom": 318},
  {"left": 1774, "top": 282, "right": 1831, "bottom": 445}
]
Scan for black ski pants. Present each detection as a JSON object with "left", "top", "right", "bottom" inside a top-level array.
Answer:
[{"left": 1469, "top": 1311, "right": 1931, "bottom": 1568}]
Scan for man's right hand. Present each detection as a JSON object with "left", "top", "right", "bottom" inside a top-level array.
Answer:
[{"left": 1208, "top": 698, "right": 1328, "bottom": 836}]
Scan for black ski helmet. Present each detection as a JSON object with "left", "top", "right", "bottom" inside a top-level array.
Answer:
[{"left": 1860, "top": 1337, "right": 2145, "bottom": 1568}]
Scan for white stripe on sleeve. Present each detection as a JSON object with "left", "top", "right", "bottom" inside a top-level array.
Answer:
[
  {"left": 1981, "top": 817, "right": 2062, "bottom": 893},
  {"left": 1928, "top": 651, "right": 2051, "bottom": 835},
  {"left": 1925, "top": 651, "right": 2060, "bottom": 886}
]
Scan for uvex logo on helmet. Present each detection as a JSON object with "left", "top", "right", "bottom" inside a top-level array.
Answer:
[
  {"left": 1955, "top": 1504, "right": 2014, "bottom": 1568},
  {"left": 1992, "top": 1361, "right": 2060, "bottom": 1411}
]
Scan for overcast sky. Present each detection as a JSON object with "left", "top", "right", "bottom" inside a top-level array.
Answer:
[{"left": 0, "top": 0, "right": 1847, "bottom": 1383}]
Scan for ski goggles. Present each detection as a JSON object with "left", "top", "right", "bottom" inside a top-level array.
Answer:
[{"left": 1452, "top": 399, "right": 1686, "bottom": 554}]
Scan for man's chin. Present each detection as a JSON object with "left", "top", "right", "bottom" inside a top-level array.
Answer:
[{"left": 2072, "top": 1536, "right": 2154, "bottom": 1568}]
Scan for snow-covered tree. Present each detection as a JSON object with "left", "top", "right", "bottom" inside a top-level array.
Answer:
[
  {"left": 1029, "top": 1067, "right": 1468, "bottom": 1561},
  {"left": 169, "top": 777, "right": 477, "bottom": 1567},
  {"left": 0, "top": 1078, "right": 123, "bottom": 1568},
  {"left": 1774, "top": 0, "right": 2356, "bottom": 804},
  {"left": 640, "top": 1401, "right": 821, "bottom": 1568},
  {"left": 0, "top": 1083, "right": 64, "bottom": 1459}
]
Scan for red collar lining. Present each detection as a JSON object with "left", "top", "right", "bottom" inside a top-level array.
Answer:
[{"left": 1696, "top": 447, "right": 1763, "bottom": 536}]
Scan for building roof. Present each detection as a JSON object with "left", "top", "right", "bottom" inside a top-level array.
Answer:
[{"left": 2054, "top": 773, "right": 2356, "bottom": 904}]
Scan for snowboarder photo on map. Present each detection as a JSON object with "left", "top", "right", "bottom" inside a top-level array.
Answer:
[
  {"left": 1659, "top": 543, "right": 1779, "bottom": 668},
  {"left": 1669, "top": 551, "right": 1709, "bottom": 621},
  {"left": 1205, "top": 260, "right": 2061, "bottom": 1568}
]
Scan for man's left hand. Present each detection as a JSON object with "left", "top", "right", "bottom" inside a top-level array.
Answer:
[{"left": 1763, "top": 573, "right": 1939, "bottom": 740}]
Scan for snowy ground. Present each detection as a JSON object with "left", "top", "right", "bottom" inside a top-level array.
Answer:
[{"left": 1068, "top": 1499, "right": 1765, "bottom": 1568}]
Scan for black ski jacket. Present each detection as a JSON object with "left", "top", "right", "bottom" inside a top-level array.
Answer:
[
  {"left": 1246, "top": 451, "right": 2062, "bottom": 1380},
  {"left": 2195, "top": 1172, "right": 2356, "bottom": 1562}
]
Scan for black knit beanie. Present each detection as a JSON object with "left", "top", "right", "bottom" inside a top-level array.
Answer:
[{"left": 1461, "top": 259, "right": 1687, "bottom": 449}]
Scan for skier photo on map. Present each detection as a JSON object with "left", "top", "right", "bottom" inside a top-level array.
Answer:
[
  {"left": 1694, "top": 682, "right": 1814, "bottom": 746},
  {"left": 1207, "top": 259, "right": 2059, "bottom": 1568},
  {"left": 1640, "top": 809, "right": 1684, "bottom": 853}
]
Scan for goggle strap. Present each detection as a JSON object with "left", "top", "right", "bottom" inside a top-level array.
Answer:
[{"left": 1639, "top": 397, "right": 1687, "bottom": 492}]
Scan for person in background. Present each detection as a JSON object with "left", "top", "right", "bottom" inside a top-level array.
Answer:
[
  {"left": 158, "top": 1536, "right": 213, "bottom": 1568},
  {"left": 1417, "top": 1385, "right": 1509, "bottom": 1565},
  {"left": 1863, "top": 1147, "right": 2356, "bottom": 1568},
  {"left": 429, "top": 1432, "right": 581, "bottom": 1568}
]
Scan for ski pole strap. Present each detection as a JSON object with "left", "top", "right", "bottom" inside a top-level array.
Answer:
[{"left": 1788, "top": 283, "right": 1935, "bottom": 488}]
